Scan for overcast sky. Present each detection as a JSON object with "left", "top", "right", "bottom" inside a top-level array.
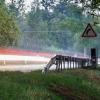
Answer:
[
  {"left": 6, "top": 0, "right": 33, "bottom": 11},
  {"left": 5, "top": 0, "right": 59, "bottom": 12},
  {"left": 6, "top": 0, "right": 33, "bottom": 6}
]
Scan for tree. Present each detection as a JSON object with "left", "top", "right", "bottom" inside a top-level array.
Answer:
[
  {"left": 5, "top": 0, "right": 99, "bottom": 52},
  {"left": 0, "top": 1, "right": 20, "bottom": 47},
  {"left": 8, "top": 0, "right": 25, "bottom": 17}
]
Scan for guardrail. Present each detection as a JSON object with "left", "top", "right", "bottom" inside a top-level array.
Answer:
[{"left": 43, "top": 55, "right": 91, "bottom": 73}]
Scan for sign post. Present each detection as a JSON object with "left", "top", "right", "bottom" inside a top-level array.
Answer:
[
  {"left": 81, "top": 23, "right": 97, "bottom": 68},
  {"left": 91, "top": 48, "right": 97, "bottom": 68}
]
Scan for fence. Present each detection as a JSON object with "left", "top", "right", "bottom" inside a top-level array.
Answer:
[{"left": 44, "top": 55, "right": 91, "bottom": 73}]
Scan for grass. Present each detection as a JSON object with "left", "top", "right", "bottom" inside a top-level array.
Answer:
[{"left": 0, "top": 69, "right": 100, "bottom": 100}]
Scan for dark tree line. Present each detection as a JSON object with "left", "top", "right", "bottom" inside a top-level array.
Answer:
[{"left": 0, "top": 0, "right": 100, "bottom": 53}]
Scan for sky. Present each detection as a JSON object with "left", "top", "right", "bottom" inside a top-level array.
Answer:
[
  {"left": 6, "top": 0, "right": 33, "bottom": 11},
  {"left": 6, "top": 0, "right": 33, "bottom": 6},
  {"left": 5, "top": 0, "right": 60, "bottom": 12}
]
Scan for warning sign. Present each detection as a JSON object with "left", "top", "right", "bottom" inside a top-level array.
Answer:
[{"left": 81, "top": 23, "right": 97, "bottom": 37}]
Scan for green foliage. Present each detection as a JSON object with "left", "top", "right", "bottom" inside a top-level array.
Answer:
[
  {"left": 0, "top": 0, "right": 100, "bottom": 52},
  {"left": 10, "top": 0, "right": 99, "bottom": 52},
  {"left": 0, "top": 70, "right": 100, "bottom": 99},
  {"left": 26, "top": 3, "right": 84, "bottom": 50},
  {"left": 0, "top": 2, "right": 19, "bottom": 47},
  {"left": 8, "top": 0, "right": 25, "bottom": 17}
]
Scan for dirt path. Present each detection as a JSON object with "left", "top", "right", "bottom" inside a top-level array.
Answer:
[{"left": 49, "top": 83, "right": 96, "bottom": 100}]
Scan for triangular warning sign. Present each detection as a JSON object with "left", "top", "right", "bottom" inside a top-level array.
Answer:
[{"left": 81, "top": 23, "right": 97, "bottom": 37}]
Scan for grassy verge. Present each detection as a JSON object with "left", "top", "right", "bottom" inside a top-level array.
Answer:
[{"left": 0, "top": 69, "right": 100, "bottom": 100}]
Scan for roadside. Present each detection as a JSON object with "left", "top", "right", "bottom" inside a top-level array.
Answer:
[{"left": 0, "top": 69, "right": 100, "bottom": 99}]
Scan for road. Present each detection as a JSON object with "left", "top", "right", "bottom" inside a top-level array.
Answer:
[
  {"left": 0, "top": 54, "right": 54, "bottom": 72},
  {"left": 0, "top": 54, "right": 99, "bottom": 72}
]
